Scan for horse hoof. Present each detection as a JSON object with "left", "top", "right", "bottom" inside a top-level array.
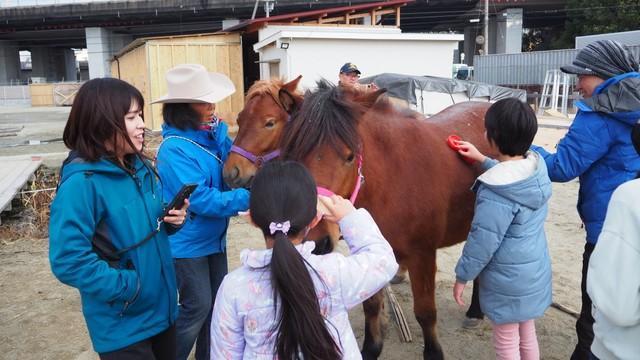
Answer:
[
  {"left": 390, "top": 273, "right": 407, "bottom": 284},
  {"left": 462, "top": 317, "right": 483, "bottom": 329}
]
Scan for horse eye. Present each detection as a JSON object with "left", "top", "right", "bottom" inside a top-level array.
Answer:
[
  {"left": 265, "top": 120, "right": 275, "bottom": 128},
  {"left": 346, "top": 154, "right": 355, "bottom": 163}
]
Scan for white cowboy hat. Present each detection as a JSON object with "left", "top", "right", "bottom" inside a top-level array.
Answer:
[{"left": 151, "top": 64, "right": 236, "bottom": 104}]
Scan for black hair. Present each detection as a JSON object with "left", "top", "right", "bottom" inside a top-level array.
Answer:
[
  {"left": 63, "top": 78, "right": 144, "bottom": 163},
  {"left": 162, "top": 103, "right": 201, "bottom": 130},
  {"left": 484, "top": 98, "right": 538, "bottom": 157},
  {"left": 250, "top": 161, "right": 342, "bottom": 360}
]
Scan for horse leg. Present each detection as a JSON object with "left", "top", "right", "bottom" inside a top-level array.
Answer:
[
  {"left": 408, "top": 251, "right": 444, "bottom": 360},
  {"left": 463, "top": 279, "right": 484, "bottom": 327},
  {"left": 390, "top": 264, "right": 408, "bottom": 284},
  {"left": 361, "top": 290, "right": 386, "bottom": 359}
]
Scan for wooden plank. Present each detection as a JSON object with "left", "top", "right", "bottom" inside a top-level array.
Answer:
[
  {"left": 29, "top": 84, "right": 54, "bottom": 106},
  {"left": 227, "top": 38, "right": 245, "bottom": 129},
  {"left": 319, "top": 15, "right": 347, "bottom": 24},
  {"left": 0, "top": 157, "right": 42, "bottom": 216}
]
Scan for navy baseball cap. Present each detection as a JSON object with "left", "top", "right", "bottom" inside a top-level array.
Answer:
[{"left": 339, "top": 62, "right": 361, "bottom": 75}]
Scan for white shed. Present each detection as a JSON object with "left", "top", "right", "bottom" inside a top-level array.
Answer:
[{"left": 253, "top": 25, "right": 463, "bottom": 89}]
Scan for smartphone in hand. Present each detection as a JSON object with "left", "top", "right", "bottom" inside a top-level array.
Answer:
[{"left": 163, "top": 183, "right": 197, "bottom": 218}]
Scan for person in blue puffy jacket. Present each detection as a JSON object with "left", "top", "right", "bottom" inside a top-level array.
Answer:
[
  {"left": 153, "top": 64, "right": 250, "bottom": 360},
  {"left": 530, "top": 40, "right": 640, "bottom": 360},
  {"left": 50, "top": 78, "right": 187, "bottom": 359},
  {"left": 453, "top": 98, "right": 552, "bottom": 360}
]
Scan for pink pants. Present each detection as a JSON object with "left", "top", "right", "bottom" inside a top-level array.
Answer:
[{"left": 492, "top": 319, "right": 540, "bottom": 360}]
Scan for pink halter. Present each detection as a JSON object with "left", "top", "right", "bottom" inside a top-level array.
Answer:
[{"left": 316, "top": 154, "right": 364, "bottom": 204}]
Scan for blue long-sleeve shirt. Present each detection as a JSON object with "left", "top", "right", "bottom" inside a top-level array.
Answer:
[{"left": 157, "top": 122, "right": 250, "bottom": 258}]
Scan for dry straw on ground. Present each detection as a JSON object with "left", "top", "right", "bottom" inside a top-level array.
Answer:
[{"left": 0, "top": 167, "right": 58, "bottom": 244}]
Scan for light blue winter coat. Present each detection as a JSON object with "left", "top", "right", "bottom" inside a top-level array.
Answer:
[
  {"left": 455, "top": 152, "right": 553, "bottom": 324},
  {"left": 156, "top": 122, "right": 250, "bottom": 258}
]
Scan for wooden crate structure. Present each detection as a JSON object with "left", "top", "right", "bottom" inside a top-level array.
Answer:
[
  {"left": 29, "top": 84, "right": 54, "bottom": 106},
  {"left": 112, "top": 33, "right": 244, "bottom": 131},
  {"left": 53, "top": 83, "right": 82, "bottom": 106}
]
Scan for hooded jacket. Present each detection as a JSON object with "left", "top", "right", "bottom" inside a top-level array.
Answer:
[
  {"left": 587, "top": 179, "right": 640, "bottom": 360},
  {"left": 455, "top": 152, "right": 553, "bottom": 324},
  {"left": 49, "top": 153, "right": 178, "bottom": 353},
  {"left": 156, "top": 121, "right": 250, "bottom": 258},
  {"left": 210, "top": 209, "right": 399, "bottom": 359},
  {"left": 531, "top": 72, "right": 640, "bottom": 243}
]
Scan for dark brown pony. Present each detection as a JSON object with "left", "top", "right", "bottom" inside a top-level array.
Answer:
[
  {"left": 278, "top": 81, "right": 494, "bottom": 360},
  {"left": 224, "top": 78, "right": 490, "bottom": 359}
]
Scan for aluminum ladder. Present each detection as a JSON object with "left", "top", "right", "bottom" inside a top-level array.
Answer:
[{"left": 537, "top": 69, "right": 571, "bottom": 116}]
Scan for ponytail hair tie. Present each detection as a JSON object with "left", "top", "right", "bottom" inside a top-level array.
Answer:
[{"left": 269, "top": 221, "right": 291, "bottom": 235}]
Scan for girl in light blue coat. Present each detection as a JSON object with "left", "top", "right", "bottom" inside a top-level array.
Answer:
[{"left": 452, "top": 98, "right": 552, "bottom": 360}]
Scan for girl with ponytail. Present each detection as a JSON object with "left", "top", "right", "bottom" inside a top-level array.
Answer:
[{"left": 210, "top": 161, "right": 398, "bottom": 359}]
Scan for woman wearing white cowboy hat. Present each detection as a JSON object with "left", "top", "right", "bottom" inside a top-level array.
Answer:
[{"left": 153, "top": 64, "right": 250, "bottom": 360}]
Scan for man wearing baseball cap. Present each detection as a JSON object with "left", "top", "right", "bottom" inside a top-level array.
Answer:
[
  {"left": 531, "top": 40, "right": 640, "bottom": 360},
  {"left": 338, "top": 62, "right": 377, "bottom": 91}
]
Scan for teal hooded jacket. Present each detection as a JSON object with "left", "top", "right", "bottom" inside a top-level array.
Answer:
[{"left": 49, "top": 153, "right": 178, "bottom": 353}]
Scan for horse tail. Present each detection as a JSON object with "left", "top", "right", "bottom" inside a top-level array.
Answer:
[{"left": 270, "top": 231, "right": 342, "bottom": 360}]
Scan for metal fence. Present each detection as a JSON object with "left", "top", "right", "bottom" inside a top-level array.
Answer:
[
  {"left": 0, "top": 85, "right": 30, "bottom": 106},
  {"left": 0, "top": 0, "right": 111, "bottom": 7},
  {"left": 475, "top": 45, "right": 640, "bottom": 86}
]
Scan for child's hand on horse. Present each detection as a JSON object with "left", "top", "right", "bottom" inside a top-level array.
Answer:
[
  {"left": 456, "top": 140, "right": 487, "bottom": 163},
  {"left": 453, "top": 281, "right": 466, "bottom": 307},
  {"left": 164, "top": 199, "right": 189, "bottom": 226},
  {"left": 318, "top": 195, "right": 355, "bottom": 223}
]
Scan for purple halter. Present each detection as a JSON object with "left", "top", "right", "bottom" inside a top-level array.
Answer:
[{"left": 229, "top": 146, "right": 280, "bottom": 168}]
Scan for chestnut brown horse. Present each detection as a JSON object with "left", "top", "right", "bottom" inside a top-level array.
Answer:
[
  {"left": 224, "top": 77, "right": 485, "bottom": 358},
  {"left": 278, "top": 81, "right": 494, "bottom": 360},
  {"left": 223, "top": 76, "right": 303, "bottom": 189}
]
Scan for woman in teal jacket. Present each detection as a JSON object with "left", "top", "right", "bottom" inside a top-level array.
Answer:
[
  {"left": 153, "top": 64, "right": 250, "bottom": 360},
  {"left": 49, "top": 78, "right": 187, "bottom": 359}
]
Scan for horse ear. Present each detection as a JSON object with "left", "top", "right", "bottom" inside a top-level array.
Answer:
[
  {"left": 354, "top": 88, "right": 387, "bottom": 109},
  {"left": 279, "top": 90, "right": 303, "bottom": 114},
  {"left": 282, "top": 75, "right": 302, "bottom": 93},
  {"left": 279, "top": 75, "right": 303, "bottom": 113}
]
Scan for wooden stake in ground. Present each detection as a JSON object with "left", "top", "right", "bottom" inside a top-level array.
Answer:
[{"left": 385, "top": 285, "right": 412, "bottom": 342}]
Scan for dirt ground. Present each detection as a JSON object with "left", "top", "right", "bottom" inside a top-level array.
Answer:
[{"left": 0, "top": 126, "right": 584, "bottom": 359}]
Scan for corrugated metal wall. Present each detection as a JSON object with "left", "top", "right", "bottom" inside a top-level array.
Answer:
[{"left": 475, "top": 45, "right": 640, "bottom": 86}]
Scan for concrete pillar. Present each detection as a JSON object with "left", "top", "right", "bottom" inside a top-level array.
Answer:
[
  {"left": 86, "top": 27, "right": 132, "bottom": 79},
  {"left": 30, "top": 47, "right": 78, "bottom": 82},
  {"left": 30, "top": 47, "right": 53, "bottom": 81},
  {"left": 0, "top": 41, "right": 21, "bottom": 84},
  {"left": 493, "top": 8, "right": 523, "bottom": 54},
  {"left": 63, "top": 48, "right": 77, "bottom": 82}
]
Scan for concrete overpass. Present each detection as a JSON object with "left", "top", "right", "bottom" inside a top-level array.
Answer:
[{"left": 0, "top": 0, "right": 568, "bottom": 83}]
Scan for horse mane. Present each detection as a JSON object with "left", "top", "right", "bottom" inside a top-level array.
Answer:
[
  {"left": 245, "top": 78, "right": 301, "bottom": 110},
  {"left": 280, "top": 80, "right": 361, "bottom": 161}
]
